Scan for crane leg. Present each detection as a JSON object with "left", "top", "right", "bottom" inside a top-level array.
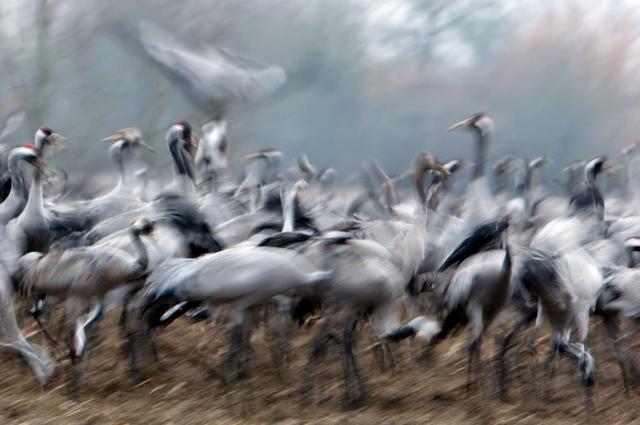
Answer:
[
  {"left": 557, "top": 341, "right": 596, "bottom": 412},
  {"left": 225, "top": 323, "right": 245, "bottom": 384},
  {"left": 466, "top": 336, "right": 484, "bottom": 393},
  {"left": 497, "top": 308, "right": 536, "bottom": 398},
  {"left": 542, "top": 335, "right": 562, "bottom": 400},
  {"left": 341, "top": 315, "right": 366, "bottom": 408},
  {"left": 525, "top": 304, "right": 545, "bottom": 404},
  {"left": 606, "top": 316, "right": 640, "bottom": 394},
  {"left": 299, "top": 318, "right": 339, "bottom": 406},
  {"left": 224, "top": 320, "right": 252, "bottom": 417},
  {"left": 466, "top": 308, "right": 485, "bottom": 394},
  {"left": 267, "top": 299, "right": 292, "bottom": 378}
]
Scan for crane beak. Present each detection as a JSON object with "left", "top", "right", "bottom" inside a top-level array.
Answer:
[
  {"left": 100, "top": 134, "right": 118, "bottom": 143},
  {"left": 447, "top": 117, "right": 474, "bottom": 132},
  {"left": 138, "top": 139, "right": 156, "bottom": 153},
  {"left": 49, "top": 133, "right": 67, "bottom": 151},
  {"left": 435, "top": 164, "right": 451, "bottom": 177}
]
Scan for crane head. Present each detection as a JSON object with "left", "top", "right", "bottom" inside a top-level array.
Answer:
[
  {"left": 528, "top": 156, "right": 552, "bottom": 170},
  {"left": 443, "top": 159, "right": 468, "bottom": 175},
  {"left": 18, "top": 144, "right": 47, "bottom": 173},
  {"left": 35, "top": 126, "right": 66, "bottom": 152},
  {"left": 170, "top": 120, "right": 199, "bottom": 157},
  {"left": 447, "top": 112, "right": 494, "bottom": 135},
  {"left": 131, "top": 217, "right": 155, "bottom": 236},
  {"left": 585, "top": 155, "right": 608, "bottom": 179},
  {"left": 624, "top": 237, "right": 640, "bottom": 252},
  {"left": 412, "top": 152, "right": 449, "bottom": 178},
  {"left": 101, "top": 128, "right": 155, "bottom": 153},
  {"left": 493, "top": 156, "right": 516, "bottom": 175}
]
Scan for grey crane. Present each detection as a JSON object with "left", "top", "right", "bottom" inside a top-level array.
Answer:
[
  {"left": 429, "top": 217, "right": 512, "bottom": 392},
  {"left": 7, "top": 146, "right": 91, "bottom": 254},
  {"left": 0, "top": 224, "right": 54, "bottom": 386},
  {"left": 55, "top": 121, "right": 199, "bottom": 247},
  {"left": 13, "top": 217, "right": 155, "bottom": 397},
  {"left": 141, "top": 246, "right": 331, "bottom": 384},
  {"left": 0, "top": 145, "right": 44, "bottom": 225},
  {"left": 595, "top": 237, "right": 640, "bottom": 394},
  {"left": 295, "top": 232, "right": 411, "bottom": 407},
  {"left": 569, "top": 156, "right": 608, "bottom": 221},
  {"left": 110, "top": 20, "right": 286, "bottom": 118},
  {"left": 66, "top": 127, "right": 155, "bottom": 220},
  {"left": 518, "top": 246, "right": 601, "bottom": 409}
]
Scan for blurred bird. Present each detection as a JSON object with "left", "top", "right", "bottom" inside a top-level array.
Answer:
[{"left": 109, "top": 20, "right": 287, "bottom": 118}]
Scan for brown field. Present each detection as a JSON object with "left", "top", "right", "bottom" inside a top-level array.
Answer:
[{"left": 0, "top": 309, "right": 638, "bottom": 425}]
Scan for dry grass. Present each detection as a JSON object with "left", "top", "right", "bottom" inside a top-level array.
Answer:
[{"left": 0, "top": 309, "right": 638, "bottom": 425}]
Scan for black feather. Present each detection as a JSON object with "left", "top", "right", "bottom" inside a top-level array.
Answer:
[
  {"left": 569, "top": 185, "right": 604, "bottom": 220},
  {"left": 0, "top": 172, "right": 11, "bottom": 203},
  {"left": 520, "top": 250, "right": 559, "bottom": 295},
  {"left": 435, "top": 305, "right": 468, "bottom": 340},
  {"left": 154, "top": 193, "right": 224, "bottom": 256},
  {"left": 385, "top": 326, "right": 416, "bottom": 342},
  {"left": 252, "top": 221, "right": 283, "bottom": 234},
  {"left": 257, "top": 231, "right": 313, "bottom": 248},
  {"left": 291, "top": 295, "right": 322, "bottom": 326},
  {"left": 438, "top": 218, "right": 509, "bottom": 272}
]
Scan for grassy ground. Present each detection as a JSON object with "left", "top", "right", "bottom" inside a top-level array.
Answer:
[{"left": 0, "top": 309, "right": 638, "bottom": 425}]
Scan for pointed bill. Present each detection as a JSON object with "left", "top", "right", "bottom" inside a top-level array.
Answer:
[{"left": 447, "top": 117, "right": 475, "bottom": 132}]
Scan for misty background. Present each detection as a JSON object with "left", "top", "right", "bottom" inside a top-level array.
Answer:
[{"left": 1, "top": 0, "right": 639, "bottom": 187}]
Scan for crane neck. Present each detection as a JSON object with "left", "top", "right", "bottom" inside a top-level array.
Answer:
[
  {"left": 494, "top": 172, "right": 508, "bottom": 196},
  {"left": 473, "top": 130, "right": 489, "bottom": 180},
  {"left": 166, "top": 138, "right": 196, "bottom": 197},
  {"left": 23, "top": 168, "right": 44, "bottom": 220},
  {"left": 623, "top": 155, "right": 632, "bottom": 198},
  {"left": 170, "top": 139, "right": 196, "bottom": 183},
  {"left": 626, "top": 247, "right": 638, "bottom": 268},
  {"left": 414, "top": 169, "right": 429, "bottom": 206},
  {"left": 585, "top": 166, "right": 600, "bottom": 186},
  {"left": 115, "top": 149, "right": 131, "bottom": 192},
  {"left": 6, "top": 160, "right": 27, "bottom": 204},
  {"left": 129, "top": 230, "right": 149, "bottom": 278},
  {"left": 282, "top": 188, "right": 300, "bottom": 232}
]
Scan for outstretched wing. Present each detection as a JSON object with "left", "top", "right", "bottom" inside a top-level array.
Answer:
[{"left": 108, "top": 20, "right": 286, "bottom": 115}]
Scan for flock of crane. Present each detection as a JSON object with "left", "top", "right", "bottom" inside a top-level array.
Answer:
[{"left": 1, "top": 112, "right": 640, "bottom": 413}]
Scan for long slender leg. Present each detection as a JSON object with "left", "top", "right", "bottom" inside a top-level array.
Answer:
[
  {"left": 526, "top": 303, "right": 545, "bottom": 403},
  {"left": 466, "top": 306, "right": 484, "bottom": 394},
  {"left": 225, "top": 323, "right": 244, "bottom": 383},
  {"left": 84, "top": 301, "right": 105, "bottom": 356},
  {"left": 498, "top": 308, "right": 536, "bottom": 397},
  {"left": 340, "top": 315, "right": 355, "bottom": 405},
  {"left": 557, "top": 341, "right": 596, "bottom": 411},
  {"left": 267, "top": 296, "right": 292, "bottom": 377},
  {"left": 299, "top": 318, "right": 338, "bottom": 405},
  {"left": 341, "top": 315, "right": 366, "bottom": 408},
  {"left": 64, "top": 299, "right": 83, "bottom": 401},
  {"left": 347, "top": 318, "right": 366, "bottom": 401},
  {"left": 543, "top": 334, "right": 561, "bottom": 400},
  {"left": 601, "top": 314, "right": 633, "bottom": 395}
]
